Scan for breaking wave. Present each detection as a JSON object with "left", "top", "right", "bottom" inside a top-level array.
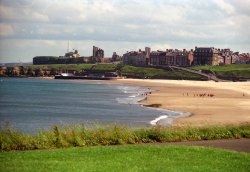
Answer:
[
  {"left": 150, "top": 115, "right": 168, "bottom": 125},
  {"left": 115, "top": 85, "right": 191, "bottom": 126},
  {"left": 115, "top": 85, "right": 149, "bottom": 104}
]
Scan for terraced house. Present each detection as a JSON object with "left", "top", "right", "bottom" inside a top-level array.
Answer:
[
  {"left": 193, "top": 47, "right": 242, "bottom": 66},
  {"left": 150, "top": 49, "right": 193, "bottom": 66},
  {"left": 122, "top": 47, "right": 151, "bottom": 66},
  {"left": 193, "top": 47, "right": 224, "bottom": 65}
]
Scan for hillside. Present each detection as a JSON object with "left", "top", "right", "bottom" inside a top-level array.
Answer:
[
  {"left": 190, "top": 64, "right": 250, "bottom": 80},
  {"left": 1, "top": 64, "right": 249, "bottom": 80}
]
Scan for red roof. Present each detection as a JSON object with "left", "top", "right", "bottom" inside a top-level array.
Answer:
[{"left": 239, "top": 56, "right": 250, "bottom": 61}]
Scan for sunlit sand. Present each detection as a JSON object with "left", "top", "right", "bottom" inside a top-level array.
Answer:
[{"left": 114, "top": 79, "right": 250, "bottom": 126}]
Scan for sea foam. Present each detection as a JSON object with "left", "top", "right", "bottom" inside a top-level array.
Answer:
[
  {"left": 115, "top": 84, "right": 191, "bottom": 126},
  {"left": 116, "top": 85, "right": 147, "bottom": 104},
  {"left": 150, "top": 115, "right": 168, "bottom": 125}
]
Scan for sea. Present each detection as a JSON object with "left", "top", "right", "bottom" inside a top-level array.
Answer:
[{"left": 0, "top": 78, "right": 187, "bottom": 133}]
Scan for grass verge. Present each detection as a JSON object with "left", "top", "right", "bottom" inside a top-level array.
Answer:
[
  {"left": 121, "top": 65, "right": 207, "bottom": 80},
  {"left": 190, "top": 64, "right": 250, "bottom": 79},
  {"left": 0, "top": 145, "right": 250, "bottom": 172},
  {"left": 1, "top": 123, "right": 250, "bottom": 151}
]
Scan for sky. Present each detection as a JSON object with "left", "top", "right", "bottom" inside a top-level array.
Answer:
[{"left": 0, "top": 0, "right": 250, "bottom": 63}]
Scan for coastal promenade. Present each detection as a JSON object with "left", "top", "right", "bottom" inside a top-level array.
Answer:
[{"left": 113, "top": 79, "right": 250, "bottom": 126}]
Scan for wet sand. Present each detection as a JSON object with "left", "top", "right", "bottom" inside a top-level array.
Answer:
[{"left": 113, "top": 79, "right": 250, "bottom": 126}]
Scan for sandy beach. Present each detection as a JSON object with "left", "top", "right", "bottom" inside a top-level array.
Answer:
[{"left": 113, "top": 79, "right": 250, "bottom": 126}]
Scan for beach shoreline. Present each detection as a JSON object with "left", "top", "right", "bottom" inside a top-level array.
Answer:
[
  {"left": 21, "top": 77, "right": 250, "bottom": 127},
  {"left": 111, "top": 78, "right": 250, "bottom": 126}
]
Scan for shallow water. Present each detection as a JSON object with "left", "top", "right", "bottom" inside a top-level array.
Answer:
[{"left": 0, "top": 78, "right": 183, "bottom": 133}]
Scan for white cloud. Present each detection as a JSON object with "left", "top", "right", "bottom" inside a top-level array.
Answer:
[
  {"left": 0, "top": 23, "right": 14, "bottom": 36},
  {"left": 0, "top": 5, "right": 15, "bottom": 19},
  {"left": 229, "top": 0, "right": 250, "bottom": 15},
  {"left": 0, "top": 4, "right": 49, "bottom": 23},
  {"left": 172, "top": 30, "right": 212, "bottom": 39},
  {"left": 150, "top": 43, "right": 172, "bottom": 51},
  {"left": 213, "top": 0, "right": 235, "bottom": 15},
  {"left": 0, "top": 0, "right": 249, "bottom": 63}
]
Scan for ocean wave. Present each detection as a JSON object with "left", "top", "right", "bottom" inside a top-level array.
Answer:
[
  {"left": 129, "top": 95, "right": 136, "bottom": 98},
  {"left": 116, "top": 84, "right": 191, "bottom": 126},
  {"left": 115, "top": 85, "right": 148, "bottom": 105},
  {"left": 150, "top": 115, "right": 168, "bottom": 125},
  {"left": 116, "top": 95, "right": 146, "bottom": 104}
]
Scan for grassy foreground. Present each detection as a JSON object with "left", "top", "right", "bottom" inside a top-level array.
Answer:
[
  {"left": 1, "top": 123, "right": 250, "bottom": 151},
  {"left": 1, "top": 145, "right": 250, "bottom": 172}
]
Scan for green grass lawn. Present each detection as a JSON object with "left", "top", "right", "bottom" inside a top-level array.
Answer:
[
  {"left": 26, "top": 64, "right": 95, "bottom": 72},
  {"left": 25, "top": 64, "right": 118, "bottom": 72},
  {"left": 190, "top": 64, "right": 250, "bottom": 79},
  {"left": 191, "top": 64, "right": 250, "bottom": 71},
  {"left": 5, "top": 63, "right": 250, "bottom": 79},
  {"left": 0, "top": 145, "right": 249, "bottom": 172},
  {"left": 121, "top": 65, "right": 207, "bottom": 80}
]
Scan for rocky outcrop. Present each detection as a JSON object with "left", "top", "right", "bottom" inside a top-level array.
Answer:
[{"left": 0, "top": 66, "right": 59, "bottom": 77}]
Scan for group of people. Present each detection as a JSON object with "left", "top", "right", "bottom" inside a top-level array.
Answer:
[
  {"left": 183, "top": 92, "right": 215, "bottom": 97},
  {"left": 182, "top": 92, "right": 247, "bottom": 98}
]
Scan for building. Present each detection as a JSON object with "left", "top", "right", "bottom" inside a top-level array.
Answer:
[
  {"left": 33, "top": 46, "right": 106, "bottom": 65},
  {"left": 0, "top": 66, "right": 7, "bottom": 76},
  {"left": 123, "top": 47, "right": 150, "bottom": 66},
  {"left": 236, "top": 53, "right": 250, "bottom": 64},
  {"left": 193, "top": 47, "right": 246, "bottom": 65},
  {"left": 232, "top": 52, "right": 240, "bottom": 64},
  {"left": 111, "top": 52, "right": 122, "bottom": 62},
  {"left": 93, "top": 46, "right": 104, "bottom": 58},
  {"left": 193, "top": 47, "right": 224, "bottom": 66},
  {"left": 150, "top": 51, "right": 167, "bottom": 66},
  {"left": 65, "top": 50, "right": 80, "bottom": 58},
  {"left": 90, "top": 46, "right": 104, "bottom": 63},
  {"left": 218, "top": 48, "right": 233, "bottom": 65},
  {"left": 33, "top": 56, "right": 87, "bottom": 65},
  {"left": 33, "top": 47, "right": 83, "bottom": 65},
  {"left": 216, "top": 48, "right": 241, "bottom": 65},
  {"left": 150, "top": 49, "right": 192, "bottom": 66},
  {"left": 166, "top": 49, "right": 191, "bottom": 66}
]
